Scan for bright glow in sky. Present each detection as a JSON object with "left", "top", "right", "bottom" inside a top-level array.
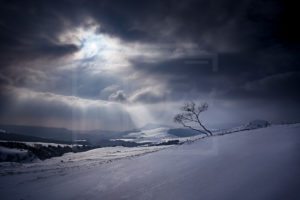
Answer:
[
  {"left": 78, "top": 29, "right": 119, "bottom": 59},
  {"left": 59, "top": 26, "right": 131, "bottom": 73},
  {"left": 81, "top": 36, "right": 99, "bottom": 58}
]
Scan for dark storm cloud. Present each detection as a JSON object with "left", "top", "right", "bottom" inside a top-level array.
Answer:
[
  {"left": 130, "top": 57, "right": 220, "bottom": 100},
  {"left": 129, "top": 47, "right": 300, "bottom": 105},
  {"left": 223, "top": 71, "right": 300, "bottom": 101},
  {"left": 83, "top": 0, "right": 299, "bottom": 106},
  {"left": 0, "top": 0, "right": 299, "bottom": 127},
  {"left": 84, "top": 0, "right": 299, "bottom": 52},
  {"left": 0, "top": 0, "right": 86, "bottom": 67},
  {"left": 1, "top": 0, "right": 298, "bottom": 66},
  {"left": 1, "top": 0, "right": 296, "bottom": 62}
]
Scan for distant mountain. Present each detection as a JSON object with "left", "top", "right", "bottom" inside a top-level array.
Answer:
[
  {"left": 0, "top": 124, "right": 141, "bottom": 146},
  {"left": 0, "top": 125, "right": 73, "bottom": 142},
  {"left": 0, "top": 132, "right": 74, "bottom": 145}
]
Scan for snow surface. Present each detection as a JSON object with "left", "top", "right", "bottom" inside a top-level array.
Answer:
[
  {"left": 0, "top": 124, "right": 299, "bottom": 200},
  {"left": 0, "top": 145, "right": 170, "bottom": 176}
]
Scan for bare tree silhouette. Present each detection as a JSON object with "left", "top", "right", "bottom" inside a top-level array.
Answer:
[{"left": 174, "top": 101, "right": 213, "bottom": 136}]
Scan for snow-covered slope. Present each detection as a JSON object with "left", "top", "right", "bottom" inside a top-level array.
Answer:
[
  {"left": 0, "top": 124, "right": 299, "bottom": 200},
  {"left": 0, "top": 145, "right": 170, "bottom": 176}
]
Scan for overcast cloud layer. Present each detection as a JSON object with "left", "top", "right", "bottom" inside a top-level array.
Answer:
[{"left": 0, "top": 0, "right": 299, "bottom": 130}]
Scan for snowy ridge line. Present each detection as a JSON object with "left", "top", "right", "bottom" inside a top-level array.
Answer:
[{"left": 176, "top": 120, "right": 275, "bottom": 145}]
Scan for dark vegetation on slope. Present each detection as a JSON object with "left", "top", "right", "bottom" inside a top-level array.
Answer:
[{"left": 0, "top": 142, "right": 91, "bottom": 161}]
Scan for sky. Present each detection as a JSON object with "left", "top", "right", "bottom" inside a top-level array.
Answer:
[{"left": 0, "top": 0, "right": 299, "bottom": 131}]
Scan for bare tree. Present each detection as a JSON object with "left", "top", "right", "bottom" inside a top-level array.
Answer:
[{"left": 174, "top": 101, "right": 213, "bottom": 136}]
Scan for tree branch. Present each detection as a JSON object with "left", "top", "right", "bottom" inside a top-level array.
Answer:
[{"left": 174, "top": 101, "right": 213, "bottom": 136}]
